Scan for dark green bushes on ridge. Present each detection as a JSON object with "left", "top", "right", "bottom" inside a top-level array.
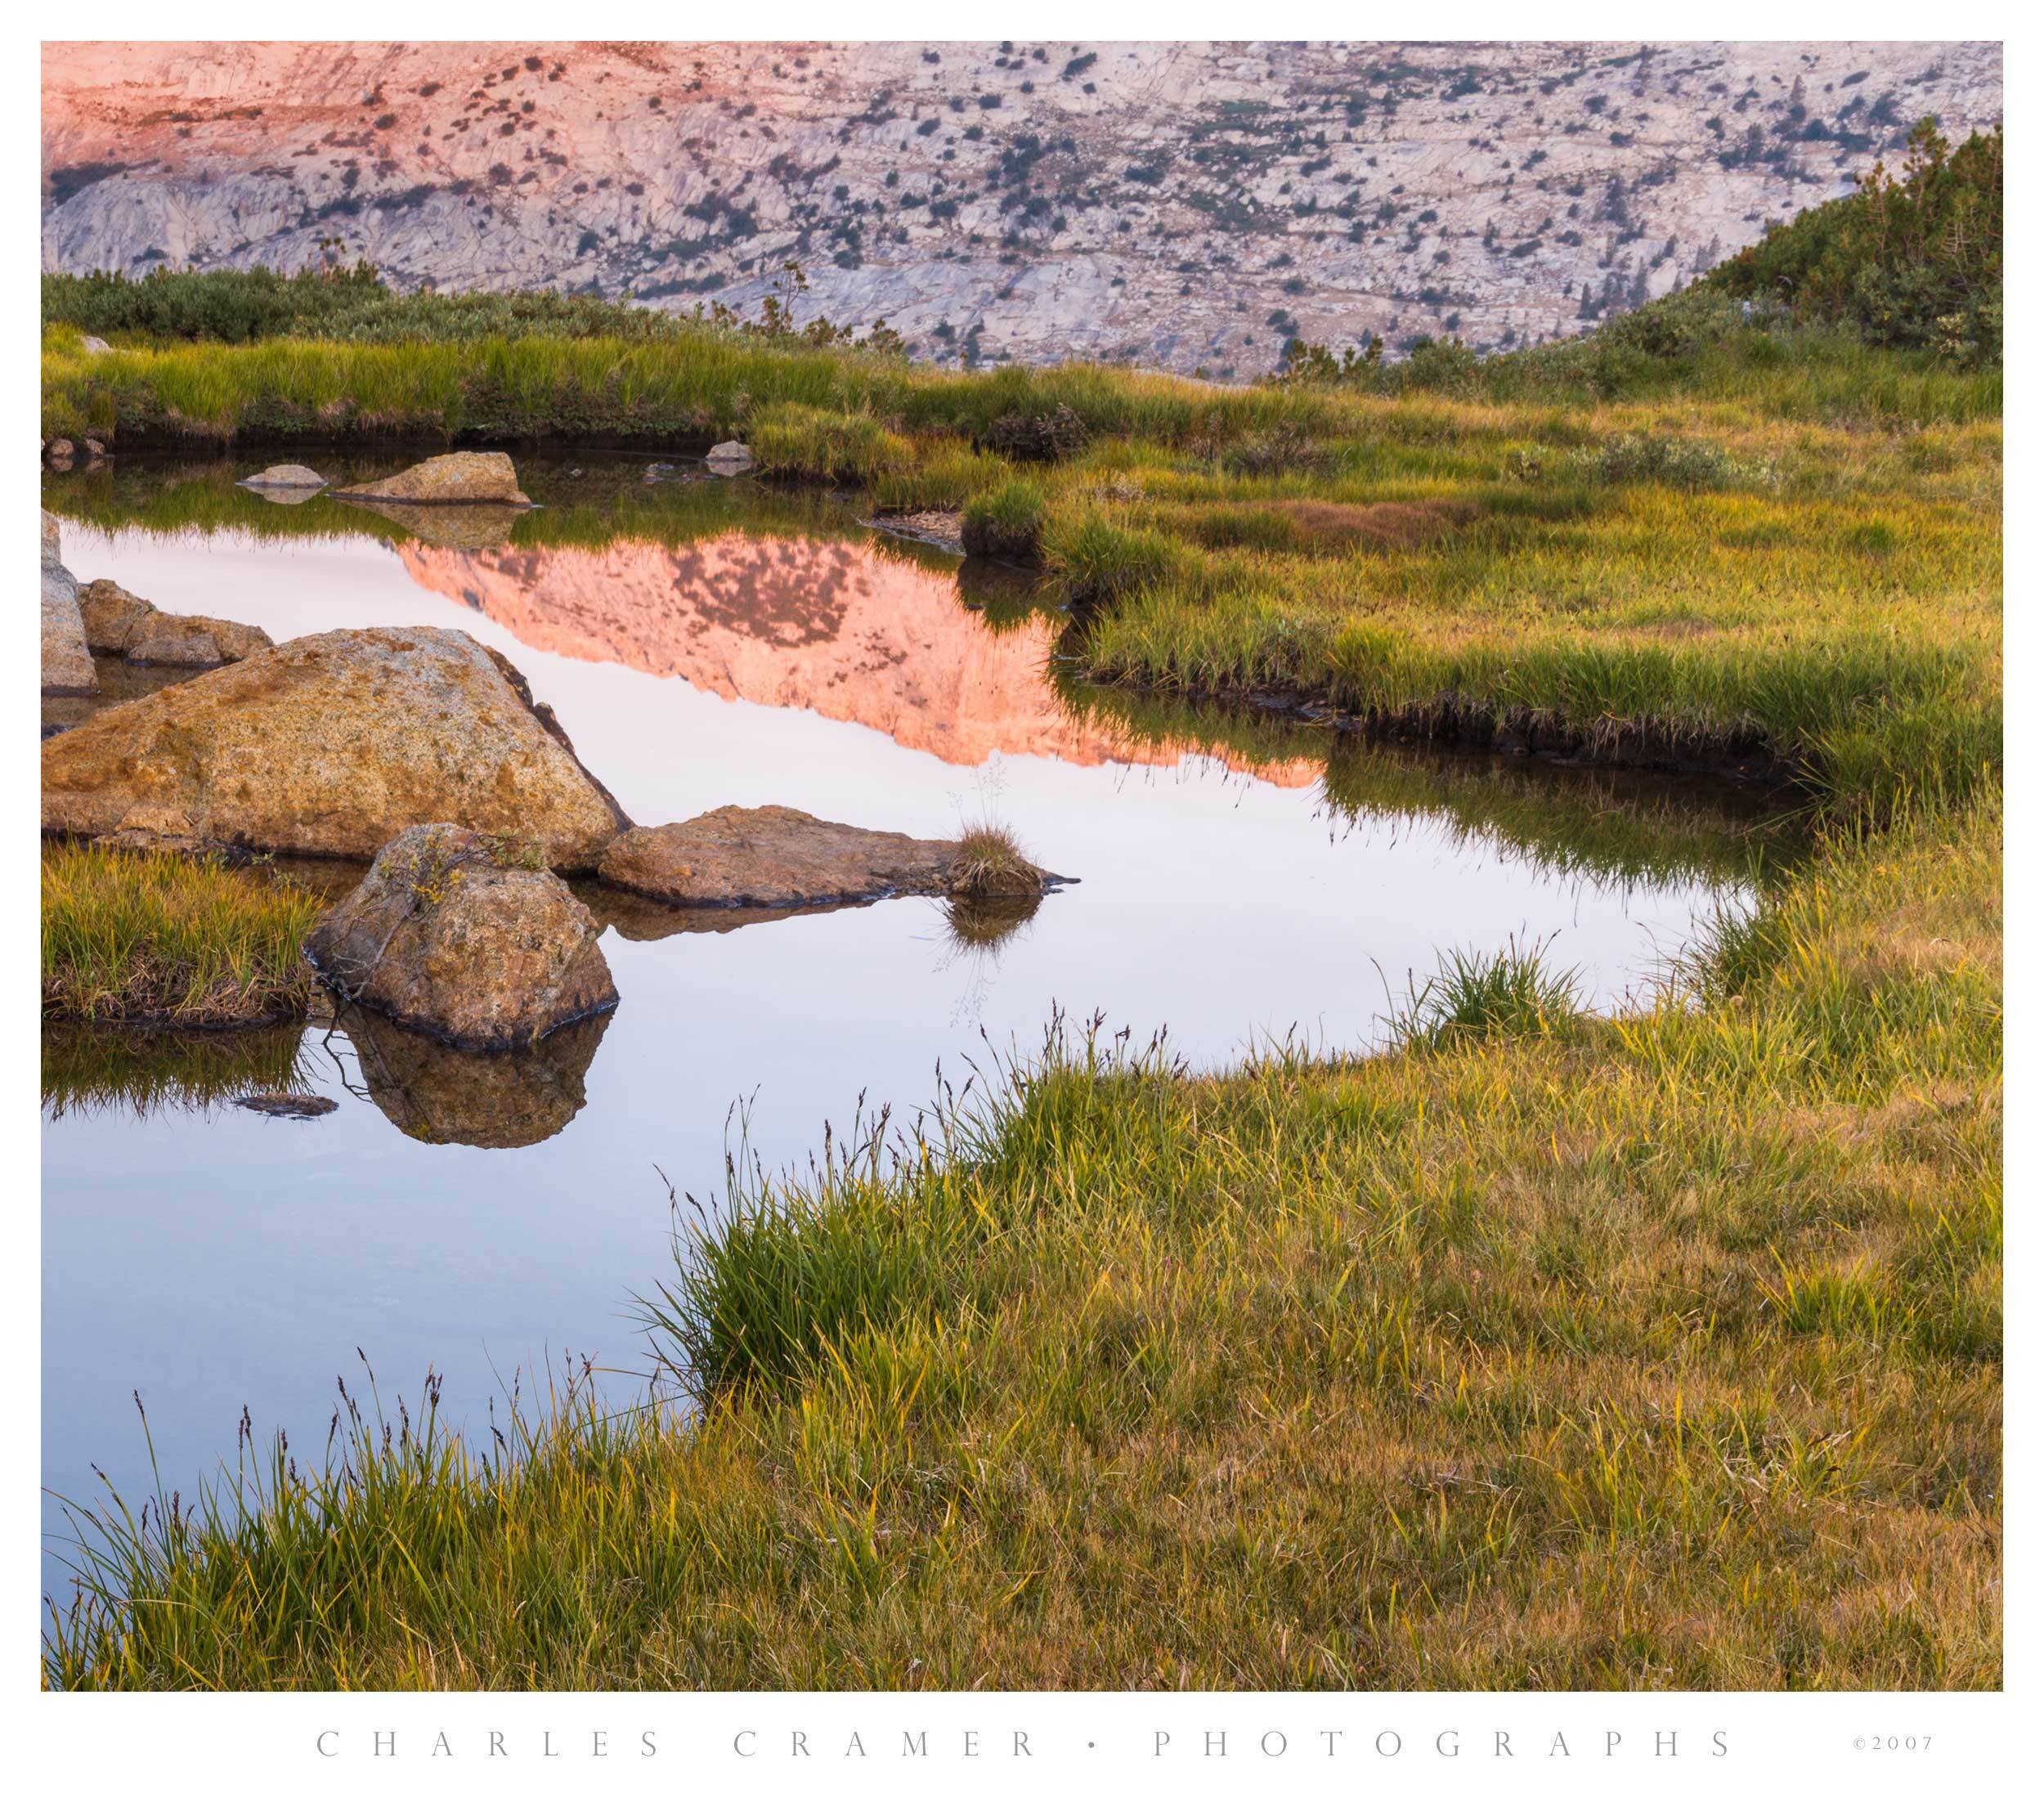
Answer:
[{"left": 1705, "top": 122, "right": 2001, "bottom": 362}]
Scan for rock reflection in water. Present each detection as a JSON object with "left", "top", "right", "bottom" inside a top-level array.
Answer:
[
  {"left": 395, "top": 531, "right": 1323, "bottom": 784},
  {"left": 574, "top": 880, "right": 860, "bottom": 942},
  {"left": 337, "top": 1005, "right": 612, "bottom": 1149},
  {"left": 342, "top": 499, "right": 531, "bottom": 552}
]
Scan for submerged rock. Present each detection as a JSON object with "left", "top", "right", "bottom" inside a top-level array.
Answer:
[
  {"left": 344, "top": 1002, "right": 611, "bottom": 1148},
  {"left": 77, "top": 577, "right": 274, "bottom": 666},
  {"left": 41, "top": 625, "right": 628, "bottom": 868},
  {"left": 307, "top": 823, "right": 620, "bottom": 1051},
  {"left": 234, "top": 1092, "right": 338, "bottom": 1119},
  {"left": 338, "top": 451, "right": 531, "bottom": 506},
  {"left": 238, "top": 463, "right": 327, "bottom": 491},
  {"left": 597, "top": 805, "right": 1060, "bottom": 908},
  {"left": 40, "top": 509, "right": 96, "bottom": 697}
]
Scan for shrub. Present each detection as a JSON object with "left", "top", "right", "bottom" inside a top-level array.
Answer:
[
  {"left": 1706, "top": 122, "right": 2001, "bottom": 361},
  {"left": 978, "top": 402, "right": 1091, "bottom": 462}
]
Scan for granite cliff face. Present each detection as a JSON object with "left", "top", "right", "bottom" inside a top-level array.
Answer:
[{"left": 43, "top": 41, "right": 2001, "bottom": 375}]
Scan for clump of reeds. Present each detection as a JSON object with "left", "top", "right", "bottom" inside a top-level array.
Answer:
[
  {"left": 41, "top": 842, "right": 320, "bottom": 1027},
  {"left": 1388, "top": 939, "right": 1586, "bottom": 1051},
  {"left": 960, "top": 478, "right": 1047, "bottom": 563},
  {"left": 946, "top": 824, "right": 1042, "bottom": 898},
  {"left": 747, "top": 403, "right": 913, "bottom": 483}
]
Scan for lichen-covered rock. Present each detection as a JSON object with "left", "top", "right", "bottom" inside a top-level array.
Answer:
[
  {"left": 39, "top": 509, "right": 96, "bottom": 697},
  {"left": 338, "top": 451, "right": 531, "bottom": 505},
  {"left": 596, "top": 805, "right": 1054, "bottom": 908},
  {"left": 41, "top": 625, "right": 628, "bottom": 868},
  {"left": 306, "top": 823, "right": 619, "bottom": 1051},
  {"left": 77, "top": 577, "right": 274, "bottom": 666},
  {"left": 238, "top": 463, "right": 326, "bottom": 490}
]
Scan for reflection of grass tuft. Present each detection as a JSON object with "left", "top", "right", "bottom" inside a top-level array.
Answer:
[{"left": 41, "top": 1020, "right": 311, "bottom": 1119}]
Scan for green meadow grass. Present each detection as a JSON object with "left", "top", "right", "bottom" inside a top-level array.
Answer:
[
  {"left": 42, "top": 843, "right": 320, "bottom": 1027},
  {"left": 45, "top": 796, "right": 2000, "bottom": 1689}
]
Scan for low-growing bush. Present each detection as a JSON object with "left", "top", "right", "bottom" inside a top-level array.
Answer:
[
  {"left": 1508, "top": 433, "right": 1779, "bottom": 491},
  {"left": 978, "top": 402, "right": 1091, "bottom": 462}
]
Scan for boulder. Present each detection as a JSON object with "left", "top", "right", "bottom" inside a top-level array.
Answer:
[
  {"left": 705, "top": 440, "right": 755, "bottom": 475},
  {"left": 79, "top": 335, "right": 111, "bottom": 355},
  {"left": 337, "top": 451, "right": 531, "bottom": 506},
  {"left": 44, "top": 438, "right": 75, "bottom": 467},
  {"left": 77, "top": 577, "right": 274, "bottom": 666},
  {"left": 306, "top": 823, "right": 619, "bottom": 1051},
  {"left": 239, "top": 463, "right": 326, "bottom": 491},
  {"left": 597, "top": 805, "right": 1059, "bottom": 908},
  {"left": 42, "top": 625, "right": 629, "bottom": 868},
  {"left": 39, "top": 509, "right": 96, "bottom": 697}
]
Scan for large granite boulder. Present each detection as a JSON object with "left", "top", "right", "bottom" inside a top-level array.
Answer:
[
  {"left": 40, "top": 510, "right": 96, "bottom": 698},
  {"left": 77, "top": 578, "right": 275, "bottom": 666},
  {"left": 338, "top": 451, "right": 531, "bottom": 506},
  {"left": 41, "top": 625, "right": 628, "bottom": 868},
  {"left": 597, "top": 805, "right": 1057, "bottom": 908},
  {"left": 306, "top": 823, "right": 619, "bottom": 1051}
]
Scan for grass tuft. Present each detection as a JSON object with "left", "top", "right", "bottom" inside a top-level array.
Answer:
[{"left": 42, "top": 844, "right": 320, "bottom": 1028}]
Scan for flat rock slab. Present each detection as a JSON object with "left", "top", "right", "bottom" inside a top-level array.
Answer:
[
  {"left": 239, "top": 464, "right": 327, "bottom": 490},
  {"left": 42, "top": 625, "right": 627, "bottom": 869},
  {"left": 78, "top": 577, "right": 274, "bottom": 666},
  {"left": 307, "top": 823, "right": 619, "bottom": 1051},
  {"left": 338, "top": 451, "right": 531, "bottom": 506},
  {"left": 598, "top": 805, "right": 1057, "bottom": 908}
]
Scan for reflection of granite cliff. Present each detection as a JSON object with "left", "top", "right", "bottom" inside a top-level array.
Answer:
[{"left": 397, "top": 533, "right": 1317, "bottom": 786}]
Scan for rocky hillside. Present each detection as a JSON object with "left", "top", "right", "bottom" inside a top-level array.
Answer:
[{"left": 43, "top": 40, "right": 2002, "bottom": 376}]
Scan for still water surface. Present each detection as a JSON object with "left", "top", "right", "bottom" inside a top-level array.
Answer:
[{"left": 40, "top": 460, "right": 1776, "bottom": 1603}]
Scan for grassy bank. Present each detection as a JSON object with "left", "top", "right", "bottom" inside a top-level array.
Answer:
[
  {"left": 42, "top": 843, "right": 319, "bottom": 1027},
  {"left": 44, "top": 310, "right": 2001, "bottom": 810},
  {"left": 47, "top": 793, "right": 1999, "bottom": 1689}
]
